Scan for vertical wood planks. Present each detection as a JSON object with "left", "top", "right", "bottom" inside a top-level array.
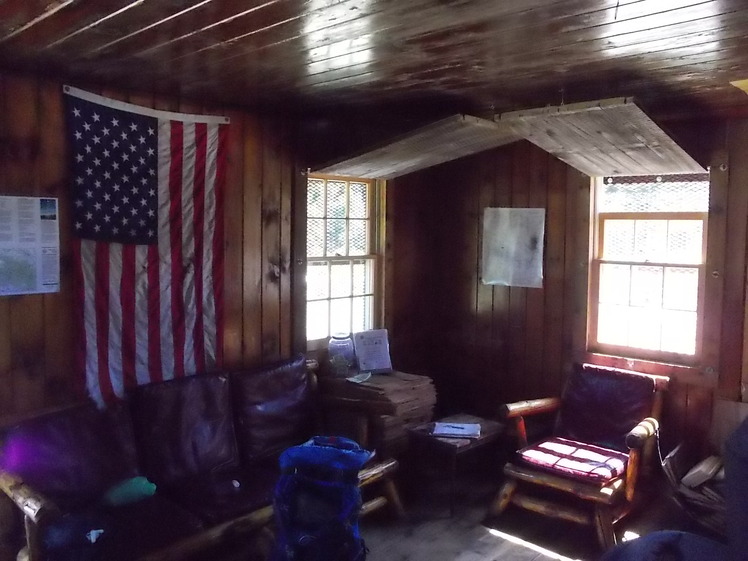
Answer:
[
  {"left": 261, "top": 118, "right": 282, "bottom": 362},
  {"left": 524, "top": 145, "right": 548, "bottom": 399},
  {"left": 543, "top": 155, "right": 568, "bottom": 396},
  {"left": 704, "top": 124, "right": 729, "bottom": 397},
  {"left": 507, "top": 141, "right": 530, "bottom": 401},
  {"left": 39, "top": 80, "right": 72, "bottom": 406},
  {"left": 221, "top": 109, "right": 245, "bottom": 369},
  {"left": 279, "top": 118, "right": 293, "bottom": 358},
  {"left": 0, "top": 74, "right": 12, "bottom": 415},
  {"left": 242, "top": 114, "right": 264, "bottom": 367},
  {"left": 5, "top": 76, "right": 45, "bottom": 414}
]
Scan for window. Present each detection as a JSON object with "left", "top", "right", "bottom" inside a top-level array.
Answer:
[
  {"left": 589, "top": 174, "right": 709, "bottom": 362},
  {"left": 305, "top": 176, "right": 381, "bottom": 347}
]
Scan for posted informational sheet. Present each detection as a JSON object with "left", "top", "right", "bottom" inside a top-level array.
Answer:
[
  {"left": 0, "top": 196, "right": 60, "bottom": 296},
  {"left": 481, "top": 207, "right": 545, "bottom": 288}
]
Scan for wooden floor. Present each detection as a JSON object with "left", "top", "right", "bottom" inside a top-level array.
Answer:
[{"left": 361, "top": 457, "right": 720, "bottom": 561}]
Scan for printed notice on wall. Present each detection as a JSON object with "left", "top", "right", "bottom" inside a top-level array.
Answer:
[
  {"left": 481, "top": 207, "right": 545, "bottom": 288},
  {"left": 0, "top": 196, "right": 60, "bottom": 296}
]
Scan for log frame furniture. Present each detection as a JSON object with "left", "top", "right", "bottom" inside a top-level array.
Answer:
[
  {"left": 488, "top": 363, "right": 669, "bottom": 549},
  {"left": 0, "top": 355, "right": 403, "bottom": 561}
]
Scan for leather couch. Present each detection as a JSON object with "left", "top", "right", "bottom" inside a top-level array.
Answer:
[{"left": 0, "top": 355, "right": 401, "bottom": 561}]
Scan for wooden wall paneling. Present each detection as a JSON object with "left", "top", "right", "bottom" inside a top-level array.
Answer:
[
  {"left": 567, "top": 167, "right": 591, "bottom": 366},
  {"left": 490, "top": 148, "right": 513, "bottom": 406},
  {"left": 703, "top": 124, "right": 729, "bottom": 396},
  {"left": 221, "top": 109, "right": 245, "bottom": 369},
  {"left": 291, "top": 164, "right": 307, "bottom": 356},
  {"left": 524, "top": 145, "right": 548, "bottom": 399},
  {"left": 279, "top": 118, "right": 293, "bottom": 358},
  {"left": 6, "top": 76, "right": 45, "bottom": 414},
  {"left": 261, "top": 118, "right": 282, "bottom": 362},
  {"left": 686, "top": 385, "right": 715, "bottom": 456},
  {"left": 542, "top": 155, "right": 568, "bottom": 397},
  {"left": 507, "top": 142, "right": 530, "bottom": 401},
  {"left": 722, "top": 120, "right": 748, "bottom": 400},
  {"left": 242, "top": 115, "right": 264, "bottom": 366},
  {"left": 39, "top": 80, "right": 73, "bottom": 406},
  {"left": 385, "top": 171, "right": 426, "bottom": 373},
  {"left": 662, "top": 378, "right": 689, "bottom": 454},
  {"left": 0, "top": 75, "right": 12, "bottom": 416},
  {"left": 474, "top": 151, "right": 498, "bottom": 415}
]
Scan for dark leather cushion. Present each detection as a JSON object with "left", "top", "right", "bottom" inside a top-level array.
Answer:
[
  {"left": 231, "top": 354, "right": 312, "bottom": 462},
  {"left": 164, "top": 465, "right": 278, "bottom": 525},
  {"left": 43, "top": 495, "right": 203, "bottom": 561},
  {"left": 556, "top": 364, "right": 655, "bottom": 452},
  {"left": 518, "top": 436, "right": 628, "bottom": 483},
  {"left": 129, "top": 374, "right": 239, "bottom": 486},
  {"left": 0, "top": 404, "right": 139, "bottom": 508}
]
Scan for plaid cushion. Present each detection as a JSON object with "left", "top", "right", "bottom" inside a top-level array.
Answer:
[{"left": 518, "top": 437, "right": 628, "bottom": 483}]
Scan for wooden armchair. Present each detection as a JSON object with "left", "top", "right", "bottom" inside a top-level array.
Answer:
[{"left": 488, "top": 363, "right": 668, "bottom": 549}]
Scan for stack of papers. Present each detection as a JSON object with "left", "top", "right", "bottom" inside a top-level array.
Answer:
[{"left": 431, "top": 422, "right": 481, "bottom": 438}]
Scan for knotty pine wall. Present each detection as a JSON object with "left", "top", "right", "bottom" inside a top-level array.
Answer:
[
  {"left": 0, "top": 73, "right": 298, "bottom": 422},
  {"left": 385, "top": 130, "right": 748, "bottom": 451}
]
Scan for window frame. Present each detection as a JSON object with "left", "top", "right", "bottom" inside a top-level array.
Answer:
[
  {"left": 588, "top": 180, "right": 709, "bottom": 366},
  {"left": 304, "top": 174, "right": 384, "bottom": 351}
]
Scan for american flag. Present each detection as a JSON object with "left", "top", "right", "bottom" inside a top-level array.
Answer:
[{"left": 64, "top": 86, "right": 228, "bottom": 406}]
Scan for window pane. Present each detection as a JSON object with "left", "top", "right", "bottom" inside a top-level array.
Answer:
[
  {"left": 634, "top": 221, "right": 667, "bottom": 262},
  {"left": 628, "top": 308, "right": 662, "bottom": 351},
  {"left": 307, "top": 300, "right": 329, "bottom": 340},
  {"left": 661, "top": 310, "right": 697, "bottom": 355},
  {"left": 308, "top": 178, "right": 325, "bottom": 218},
  {"left": 598, "top": 174, "right": 709, "bottom": 212},
  {"left": 663, "top": 267, "right": 699, "bottom": 312},
  {"left": 307, "top": 219, "right": 324, "bottom": 257},
  {"left": 330, "top": 261, "right": 351, "bottom": 297},
  {"left": 353, "top": 259, "right": 373, "bottom": 295},
  {"left": 667, "top": 220, "right": 703, "bottom": 264},
  {"left": 330, "top": 298, "right": 352, "bottom": 334},
  {"left": 306, "top": 261, "right": 329, "bottom": 300},
  {"left": 630, "top": 266, "right": 663, "bottom": 308},
  {"left": 349, "top": 219, "right": 368, "bottom": 256},
  {"left": 326, "top": 219, "right": 347, "bottom": 256},
  {"left": 326, "top": 181, "right": 347, "bottom": 218},
  {"left": 352, "top": 296, "right": 372, "bottom": 333},
  {"left": 598, "top": 304, "right": 629, "bottom": 347},
  {"left": 602, "top": 220, "right": 635, "bottom": 260},
  {"left": 349, "top": 183, "right": 368, "bottom": 219},
  {"left": 599, "top": 264, "right": 630, "bottom": 305}
]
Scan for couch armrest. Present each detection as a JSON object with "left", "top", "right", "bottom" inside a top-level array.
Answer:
[
  {"left": 501, "top": 398, "right": 561, "bottom": 419},
  {"left": 0, "top": 470, "right": 59, "bottom": 525},
  {"left": 501, "top": 398, "right": 560, "bottom": 449},
  {"left": 625, "top": 417, "right": 659, "bottom": 450}
]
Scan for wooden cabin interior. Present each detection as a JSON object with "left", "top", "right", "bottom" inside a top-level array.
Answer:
[{"left": 3, "top": 0, "right": 748, "bottom": 559}]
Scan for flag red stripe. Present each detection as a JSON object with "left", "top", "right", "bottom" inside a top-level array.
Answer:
[
  {"left": 169, "top": 121, "right": 186, "bottom": 378},
  {"left": 213, "top": 124, "right": 228, "bottom": 367},
  {"left": 192, "top": 122, "right": 207, "bottom": 373},
  {"left": 94, "top": 242, "right": 115, "bottom": 402},
  {"left": 121, "top": 244, "right": 137, "bottom": 389},
  {"left": 147, "top": 244, "right": 163, "bottom": 382},
  {"left": 72, "top": 239, "right": 87, "bottom": 399}
]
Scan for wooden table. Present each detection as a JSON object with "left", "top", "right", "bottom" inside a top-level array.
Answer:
[{"left": 406, "top": 413, "right": 504, "bottom": 516}]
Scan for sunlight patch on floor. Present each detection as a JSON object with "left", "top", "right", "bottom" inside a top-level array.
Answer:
[{"left": 487, "top": 528, "right": 583, "bottom": 561}]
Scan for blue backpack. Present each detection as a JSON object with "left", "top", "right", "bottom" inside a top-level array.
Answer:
[{"left": 272, "top": 436, "right": 373, "bottom": 561}]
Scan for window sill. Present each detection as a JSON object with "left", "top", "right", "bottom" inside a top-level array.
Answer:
[{"left": 584, "top": 352, "right": 717, "bottom": 388}]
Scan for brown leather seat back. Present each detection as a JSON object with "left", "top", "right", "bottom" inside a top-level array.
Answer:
[
  {"left": 129, "top": 374, "right": 239, "bottom": 485},
  {"left": 555, "top": 364, "right": 656, "bottom": 452},
  {"left": 230, "top": 354, "right": 313, "bottom": 463},
  {"left": 0, "top": 403, "right": 139, "bottom": 508}
]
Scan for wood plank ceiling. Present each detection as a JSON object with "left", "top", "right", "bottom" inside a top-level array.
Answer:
[{"left": 2, "top": 1, "right": 748, "bottom": 118}]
